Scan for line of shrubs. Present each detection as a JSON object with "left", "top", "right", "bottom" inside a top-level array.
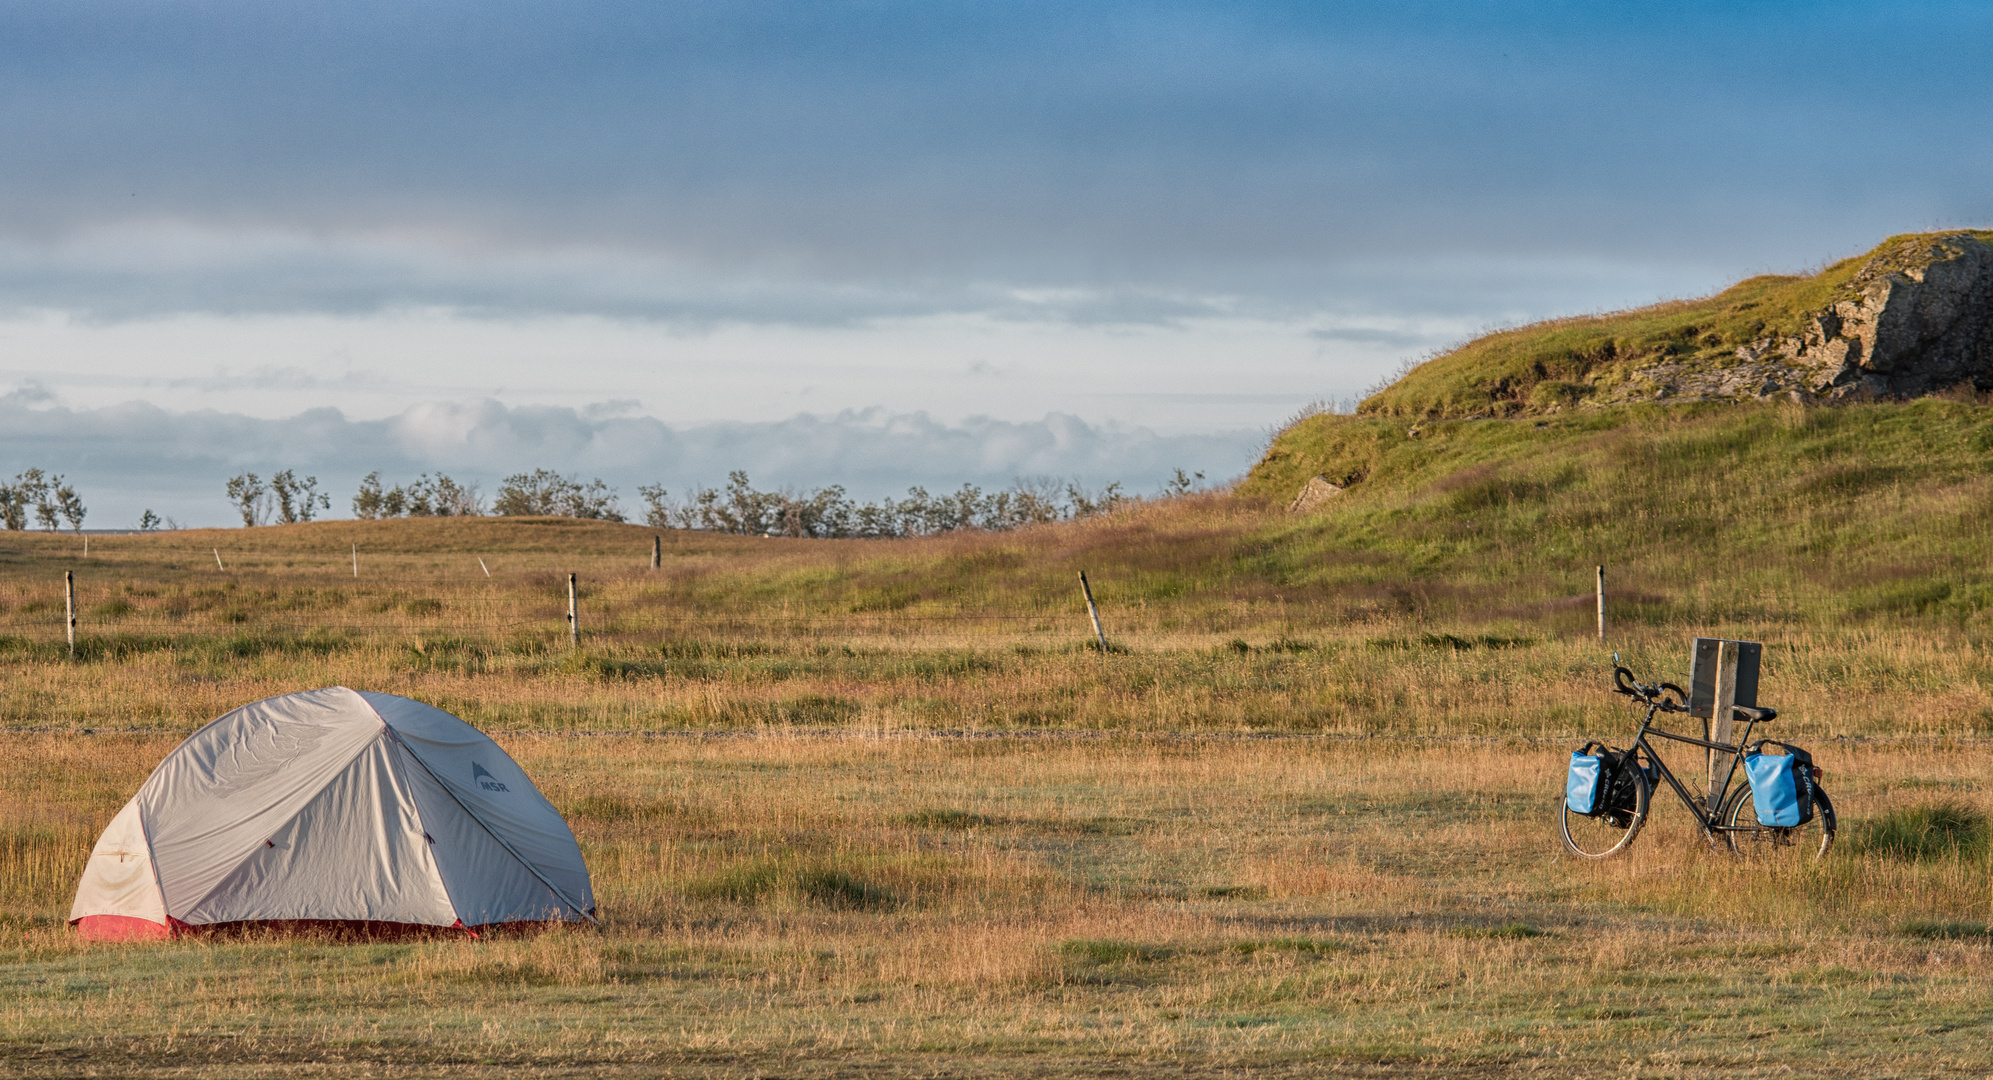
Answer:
[{"left": 331, "top": 467, "right": 1206, "bottom": 538}]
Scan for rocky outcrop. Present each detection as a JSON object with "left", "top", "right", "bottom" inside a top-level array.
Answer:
[
  {"left": 1629, "top": 233, "right": 1993, "bottom": 404},
  {"left": 1287, "top": 475, "right": 1342, "bottom": 514}
]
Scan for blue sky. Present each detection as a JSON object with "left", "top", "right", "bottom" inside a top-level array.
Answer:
[{"left": 3, "top": 1, "right": 1990, "bottom": 525}]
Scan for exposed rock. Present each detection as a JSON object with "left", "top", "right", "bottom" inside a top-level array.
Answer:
[
  {"left": 1288, "top": 475, "right": 1343, "bottom": 514},
  {"left": 1621, "top": 233, "right": 1993, "bottom": 405}
]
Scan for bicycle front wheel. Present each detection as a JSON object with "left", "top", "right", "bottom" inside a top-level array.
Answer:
[
  {"left": 1559, "top": 770, "right": 1649, "bottom": 859},
  {"left": 1722, "top": 783, "right": 1836, "bottom": 860}
]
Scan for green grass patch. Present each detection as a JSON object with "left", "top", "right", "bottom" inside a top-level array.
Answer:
[
  {"left": 1848, "top": 800, "right": 1989, "bottom": 861},
  {"left": 1897, "top": 919, "right": 1992, "bottom": 941},
  {"left": 1452, "top": 922, "right": 1547, "bottom": 940},
  {"left": 1198, "top": 885, "right": 1269, "bottom": 900},
  {"left": 896, "top": 809, "right": 1002, "bottom": 829},
  {"left": 681, "top": 859, "right": 898, "bottom": 910},
  {"left": 1368, "top": 633, "right": 1536, "bottom": 652},
  {"left": 1058, "top": 939, "right": 1174, "bottom": 965},
  {"left": 1230, "top": 938, "right": 1339, "bottom": 956}
]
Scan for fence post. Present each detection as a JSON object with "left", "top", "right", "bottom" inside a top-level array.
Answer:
[
  {"left": 1078, "top": 571, "right": 1108, "bottom": 652},
  {"left": 1706, "top": 640, "right": 1741, "bottom": 810},
  {"left": 352, "top": 544, "right": 358, "bottom": 578},
  {"left": 568, "top": 573, "right": 579, "bottom": 649},
  {"left": 1689, "top": 637, "right": 1762, "bottom": 813},
  {"left": 1596, "top": 565, "right": 1605, "bottom": 641},
  {"left": 213, "top": 548, "right": 225, "bottom": 571},
  {"left": 65, "top": 570, "right": 76, "bottom": 659},
  {"left": 651, "top": 534, "right": 661, "bottom": 570}
]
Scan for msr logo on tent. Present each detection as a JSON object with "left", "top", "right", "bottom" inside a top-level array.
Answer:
[{"left": 472, "top": 762, "right": 510, "bottom": 792}]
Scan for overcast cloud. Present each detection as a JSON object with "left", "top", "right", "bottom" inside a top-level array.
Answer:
[{"left": 1, "top": 2, "right": 1990, "bottom": 521}]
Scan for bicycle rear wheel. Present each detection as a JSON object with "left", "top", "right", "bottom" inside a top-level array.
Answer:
[
  {"left": 1560, "top": 769, "right": 1649, "bottom": 859},
  {"left": 1722, "top": 783, "right": 1836, "bottom": 860}
]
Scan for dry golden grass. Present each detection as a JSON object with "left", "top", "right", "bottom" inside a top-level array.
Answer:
[
  {"left": 4, "top": 734, "right": 1992, "bottom": 1076},
  {"left": 2, "top": 515, "right": 1992, "bottom": 1076}
]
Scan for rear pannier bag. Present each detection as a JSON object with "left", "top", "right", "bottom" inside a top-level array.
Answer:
[
  {"left": 1742, "top": 744, "right": 1816, "bottom": 827},
  {"left": 1566, "top": 742, "right": 1613, "bottom": 815}
]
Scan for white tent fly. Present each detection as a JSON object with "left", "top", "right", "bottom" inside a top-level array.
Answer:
[{"left": 70, "top": 687, "right": 595, "bottom": 940}]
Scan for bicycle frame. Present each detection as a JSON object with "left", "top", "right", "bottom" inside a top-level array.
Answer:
[{"left": 1625, "top": 698, "right": 1764, "bottom": 837}]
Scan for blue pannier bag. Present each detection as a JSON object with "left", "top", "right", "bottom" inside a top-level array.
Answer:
[
  {"left": 1742, "top": 744, "right": 1815, "bottom": 827},
  {"left": 1566, "top": 741, "right": 1612, "bottom": 815},
  {"left": 1567, "top": 752, "right": 1602, "bottom": 814}
]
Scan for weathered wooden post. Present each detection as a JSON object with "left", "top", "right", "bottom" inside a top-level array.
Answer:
[
  {"left": 1596, "top": 565, "right": 1606, "bottom": 641},
  {"left": 213, "top": 548, "right": 225, "bottom": 571},
  {"left": 1078, "top": 571, "right": 1108, "bottom": 652},
  {"left": 651, "top": 534, "right": 662, "bottom": 570},
  {"left": 352, "top": 543, "right": 358, "bottom": 578},
  {"left": 65, "top": 570, "right": 76, "bottom": 659},
  {"left": 1689, "top": 637, "right": 1762, "bottom": 809},
  {"left": 567, "top": 573, "right": 580, "bottom": 649}
]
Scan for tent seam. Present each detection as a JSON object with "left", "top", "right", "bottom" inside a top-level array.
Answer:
[
  {"left": 347, "top": 688, "right": 463, "bottom": 923},
  {"left": 386, "top": 730, "right": 597, "bottom": 926},
  {"left": 136, "top": 800, "right": 170, "bottom": 926},
  {"left": 175, "top": 704, "right": 386, "bottom": 921},
  {"left": 382, "top": 736, "right": 466, "bottom": 926}
]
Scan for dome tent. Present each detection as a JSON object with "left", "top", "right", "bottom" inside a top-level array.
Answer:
[{"left": 71, "top": 687, "right": 595, "bottom": 941}]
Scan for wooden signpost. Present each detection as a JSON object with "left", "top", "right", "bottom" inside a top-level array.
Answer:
[
  {"left": 1596, "top": 565, "right": 1606, "bottom": 641},
  {"left": 1078, "top": 571, "right": 1108, "bottom": 652},
  {"left": 568, "top": 573, "right": 580, "bottom": 649},
  {"left": 1688, "top": 637, "right": 1762, "bottom": 809}
]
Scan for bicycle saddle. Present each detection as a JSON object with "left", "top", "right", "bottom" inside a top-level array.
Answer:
[{"left": 1731, "top": 705, "right": 1776, "bottom": 723}]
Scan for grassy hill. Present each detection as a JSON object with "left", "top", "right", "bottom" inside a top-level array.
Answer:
[
  {"left": 1246, "top": 397, "right": 1993, "bottom": 631},
  {"left": 1360, "top": 230, "right": 1993, "bottom": 419}
]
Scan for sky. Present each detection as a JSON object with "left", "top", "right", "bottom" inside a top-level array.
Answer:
[{"left": 3, "top": 1, "right": 1991, "bottom": 527}]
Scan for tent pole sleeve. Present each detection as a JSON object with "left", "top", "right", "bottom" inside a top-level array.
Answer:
[{"left": 385, "top": 729, "right": 598, "bottom": 926}]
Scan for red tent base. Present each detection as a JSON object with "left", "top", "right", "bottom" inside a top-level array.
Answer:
[
  {"left": 72, "top": 914, "right": 173, "bottom": 941},
  {"left": 73, "top": 916, "right": 579, "bottom": 942}
]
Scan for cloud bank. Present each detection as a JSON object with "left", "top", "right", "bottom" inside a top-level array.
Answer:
[{"left": 0, "top": 390, "right": 1264, "bottom": 529}]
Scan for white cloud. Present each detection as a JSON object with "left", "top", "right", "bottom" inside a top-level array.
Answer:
[
  {"left": 0, "top": 306, "right": 1400, "bottom": 435},
  {"left": 0, "top": 394, "right": 1263, "bottom": 529}
]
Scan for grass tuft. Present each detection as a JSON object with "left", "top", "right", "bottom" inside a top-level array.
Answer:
[
  {"left": 1231, "top": 938, "right": 1338, "bottom": 956},
  {"left": 1896, "top": 919, "right": 1992, "bottom": 940},
  {"left": 1058, "top": 939, "right": 1173, "bottom": 964},
  {"left": 1848, "top": 800, "right": 1989, "bottom": 861},
  {"left": 896, "top": 808, "right": 1001, "bottom": 829},
  {"left": 682, "top": 859, "right": 899, "bottom": 910},
  {"left": 1452, "top": 922, "right": 1546, "bottom": 940}
]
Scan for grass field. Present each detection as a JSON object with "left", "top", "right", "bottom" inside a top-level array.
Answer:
[{"left": 5, "top": 403, "right": 1993, "bottom": 1076}]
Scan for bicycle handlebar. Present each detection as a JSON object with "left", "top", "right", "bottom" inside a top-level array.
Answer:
[
  {"left": 1613, "top": 666, "right": 1774, "bottom": 721},
  {"left": 1613, "top": 666, "right": 1681, "bottom": 708}
]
